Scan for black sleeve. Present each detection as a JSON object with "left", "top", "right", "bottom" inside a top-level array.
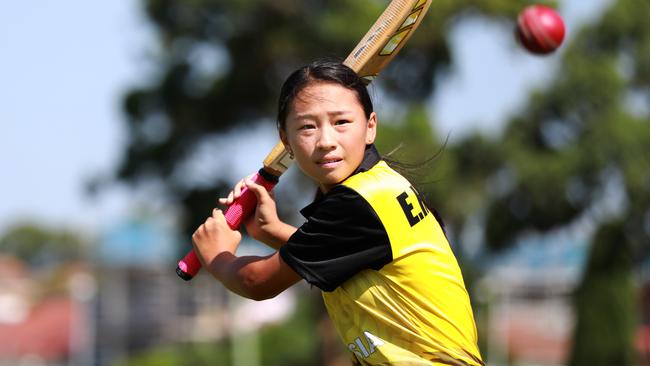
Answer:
[{"left": 279, "top": 185, "right": 392, "bottom": 292}]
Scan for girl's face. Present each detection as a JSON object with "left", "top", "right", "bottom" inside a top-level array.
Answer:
[{"left": 280, "top": 81, "right": 377, "bottom": 193}]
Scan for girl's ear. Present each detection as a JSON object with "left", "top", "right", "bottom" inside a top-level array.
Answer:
[
  {"left": 365, "top": 112, "right": 377, "bottom": 144},
  {"left": 279, "top": 129, "right": 287, "bottom": 144},
  {"left": 279, "top": 129, "right": 290, "bottom": 150}
]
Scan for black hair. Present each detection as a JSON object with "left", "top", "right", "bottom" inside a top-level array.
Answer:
[{"left": 276, "top": 59, "right": 373, "bottom": 131}]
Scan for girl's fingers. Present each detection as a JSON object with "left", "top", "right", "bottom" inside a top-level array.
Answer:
[
  {"left": 217, "top": 173, "right": 258, "bottom": 206},
  {"left": 244, "top": 177, "right": 270, "bottom": 202},
  {"left": 233, "top": 179, "right": 244, "bottom": 198},
  {"left": 212, "top": 208, "right": 224, "bottom": 220}
]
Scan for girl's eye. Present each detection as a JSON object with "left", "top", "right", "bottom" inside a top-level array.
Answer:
[
  {"left": 298, "top": 125, "right": 316, "bottom": 131},
  {"left": 335, "top": 119, "right": 350, "bottom": 125},
  {"left": 298, "top": 124, "right": 315, "bottom": 130}
]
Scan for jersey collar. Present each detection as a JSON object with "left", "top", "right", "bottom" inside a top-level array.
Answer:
[{"left": 354, "top": 144, "right": 381, "bottom": 175}]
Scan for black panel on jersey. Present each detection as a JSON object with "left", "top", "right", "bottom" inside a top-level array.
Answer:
[{"left": 279, "top": 185, "right": 392, "bottom": 292}]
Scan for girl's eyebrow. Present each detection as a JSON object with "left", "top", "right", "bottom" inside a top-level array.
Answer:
[
  {"left": 328, "top": 110, "right": 354, "bottom": 116},
  {"left": 294, "top": 110, "right": 354, "bottom": 120}
]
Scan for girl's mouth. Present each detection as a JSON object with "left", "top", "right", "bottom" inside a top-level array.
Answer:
[{"left": 318, "top": 158, "right": 342, "bottom": 168}]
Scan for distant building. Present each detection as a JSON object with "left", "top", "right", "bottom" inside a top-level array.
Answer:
[
  {"left": 476, "top": 232, "right": 587, "bottom": 366},
  {"left": 477, "top": 230, "right": 650, "bottom": 365},
  {"left": 0, "top": 256, "right": 93, "bottom": 366},
  {"left": 92, "top": 216, "right": 295, "bottom": 366},
  {"left": 96, "top": 216, "right": 178, "bottom": 267}
]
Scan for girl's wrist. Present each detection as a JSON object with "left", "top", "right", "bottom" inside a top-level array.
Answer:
[{"left": 256, "top": 221, "right": 296, "bottom": 249}]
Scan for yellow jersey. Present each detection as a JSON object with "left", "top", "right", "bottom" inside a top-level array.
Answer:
[{"left": 325, "top": 160, "right": 482, "bottom": 365}]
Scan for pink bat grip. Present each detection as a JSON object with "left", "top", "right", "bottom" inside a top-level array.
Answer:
[{"left": 176, "top": 170, "right": 278, "bottom": 281}]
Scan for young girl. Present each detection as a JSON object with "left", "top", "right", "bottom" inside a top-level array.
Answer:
[{"left": 192, "top": 60, "right": 483, "bottom": 365}]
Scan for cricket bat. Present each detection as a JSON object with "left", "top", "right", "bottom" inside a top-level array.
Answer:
[{"left": 177, "top": 0, "right": 433, "bottom": 280}]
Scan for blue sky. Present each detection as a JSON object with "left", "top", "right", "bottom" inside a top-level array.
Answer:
[
  {"left": 0, "top": 0, "right": 611, "bottom": 235},
  {"left": 0, "top": 1, "right": 152, "bottom": 233}
]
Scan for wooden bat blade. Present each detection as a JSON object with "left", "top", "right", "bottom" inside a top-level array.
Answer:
[{"left": 344, "top": 0, "right": 433, "bottom": 81}]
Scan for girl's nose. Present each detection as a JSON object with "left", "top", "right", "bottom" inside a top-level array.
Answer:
[{"left": 316, "top": 125, "right": 336, "bottom": 150}]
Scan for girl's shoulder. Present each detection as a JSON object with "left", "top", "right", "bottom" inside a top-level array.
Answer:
[{"left": 342, "top": 160, "right": 411, "bottom": 197}]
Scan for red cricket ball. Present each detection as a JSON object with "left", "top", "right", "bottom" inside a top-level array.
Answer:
[{"left": 516, "top": 4, "right": 566, "bottom": 55}]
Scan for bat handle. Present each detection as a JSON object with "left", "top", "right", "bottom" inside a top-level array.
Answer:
[{"left": 176, "top": 169, "right": 279, "bottom": 281}]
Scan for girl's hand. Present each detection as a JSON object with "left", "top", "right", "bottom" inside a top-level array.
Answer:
[
  {"left": 217, "top": 174, "right": 296, "bottom": 249},
  {"left": 240, "top": 177, "right": 282, "bottom": 244},
  {"left": 192, "top": 208, "right": 242, "bottom": 265}
]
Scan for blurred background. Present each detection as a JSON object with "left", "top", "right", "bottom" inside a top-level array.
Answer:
[{"left": 1, "top": 0, "right": 649, "bottom": 365}]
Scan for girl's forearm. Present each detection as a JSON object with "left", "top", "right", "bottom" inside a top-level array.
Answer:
[
  {"left": 206, "top": 252, "right": 287, "bottom": 301},
  {"left": 207, "top": 252, "right": 264, "bottom": 299}
]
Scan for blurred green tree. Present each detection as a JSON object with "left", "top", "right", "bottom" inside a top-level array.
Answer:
[
  {"left": 568, "top": 221, "right": 637, "bottom": 365},
  {"left": 0, "top": 223, "right": 89, "bottom": 269}
]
